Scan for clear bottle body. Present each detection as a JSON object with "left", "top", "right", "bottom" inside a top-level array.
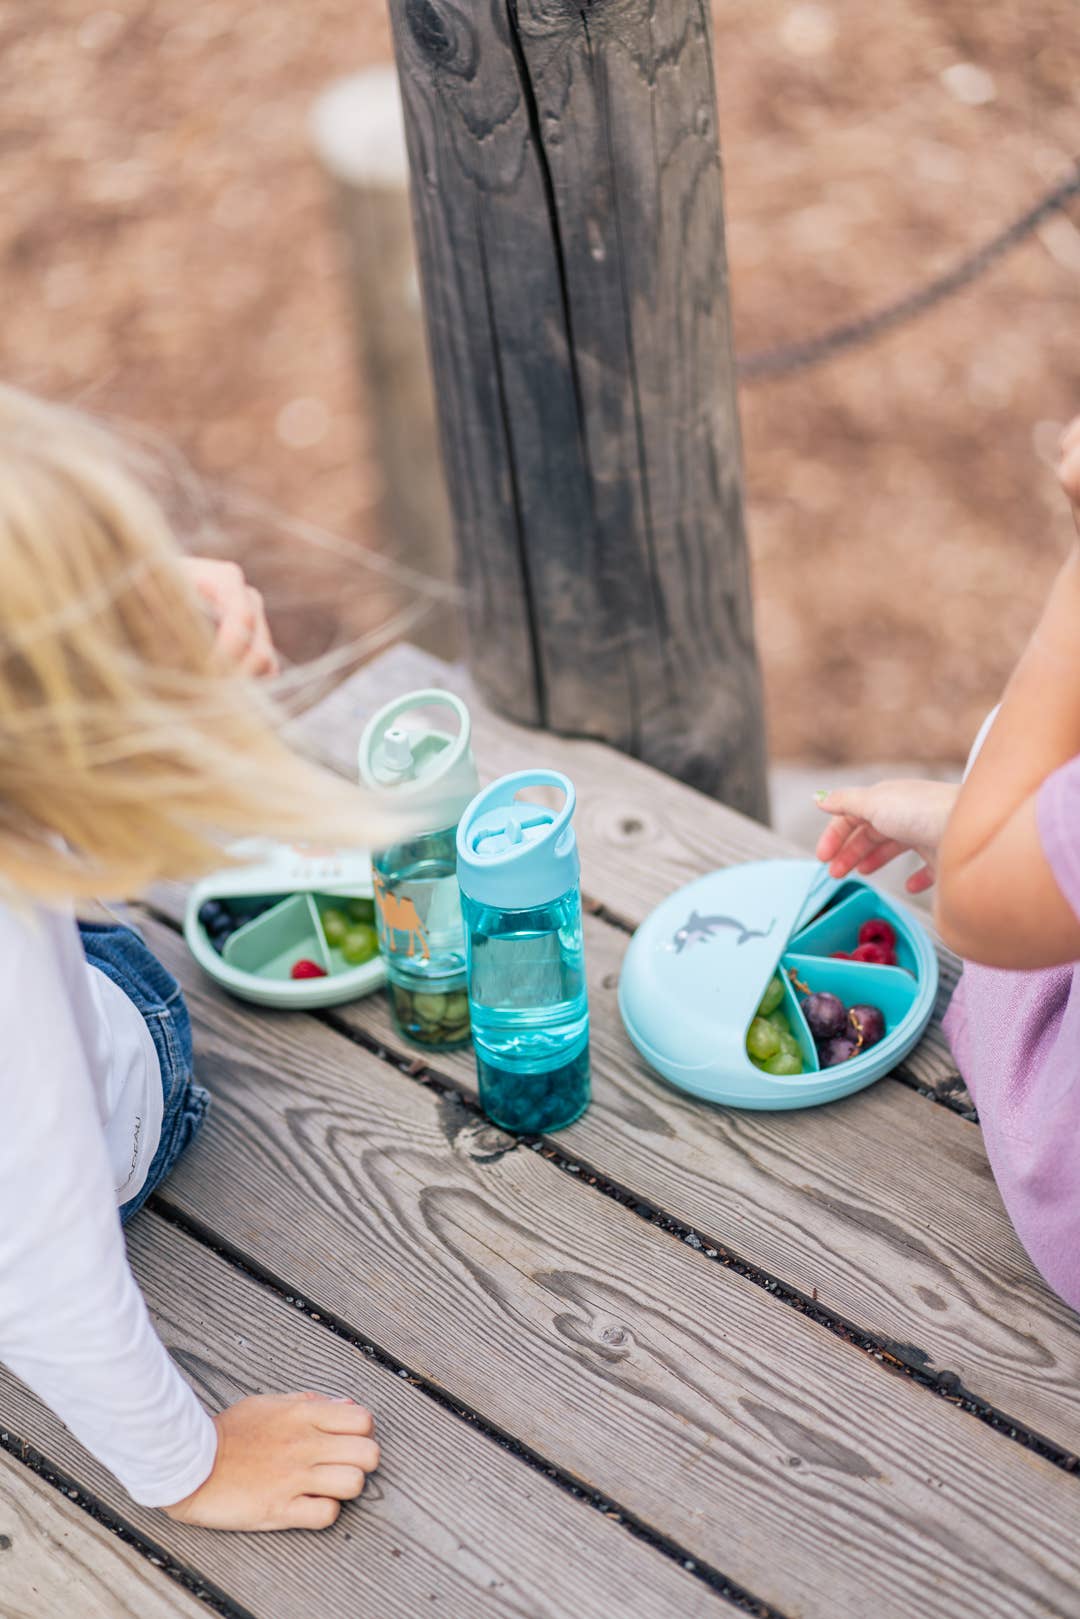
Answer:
[
  {"left": 461, "top": 886, "right": 590, "bottom": 1133},
  {"left": 372, "top": 825, "right": 470, "bottom": 1049}
]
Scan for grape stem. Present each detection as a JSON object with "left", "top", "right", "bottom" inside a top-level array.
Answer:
[
  {"left": 848, "top": 1011, "right": 866, "bottom": 1054},
  {"left": 786, "top": 967, "right": 812, "bottom": 996}
]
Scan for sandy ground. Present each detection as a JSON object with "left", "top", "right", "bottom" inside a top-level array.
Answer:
[{"left": 2, "top": 0, "right": 1078, "bottom": 764}]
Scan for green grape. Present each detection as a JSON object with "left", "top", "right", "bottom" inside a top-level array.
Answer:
[
  {"left": 758, "top": 975, "right": 784, "bottom": 1018},
  {"left": 342, "top": 924, "right": 379, "bottom": 965},
  {"left": 766, "top": 1009, "right": 792, "bottom": 1036},
  {"left": 322, "top": 908, "right": 348, "bottom": 947},
  {"left": 746, "top": 1017, "right": 781, "bottom": 1062},
  {"left": 348, "top": 897, "right": 376, "bottom": 924},
  {"left": 776, "top": 1030, "right": 802, "bottom": 1060},
  {"left": 763, "top": 1049, "right": 802, "bottom": 1076}
]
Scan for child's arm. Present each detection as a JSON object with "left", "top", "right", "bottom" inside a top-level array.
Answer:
[
  {"left": 0, "top": 912, "right": 377, "bottom": 1530},
  {"left": 935, "top": 424, "right": 1080, "bottom": 968}
]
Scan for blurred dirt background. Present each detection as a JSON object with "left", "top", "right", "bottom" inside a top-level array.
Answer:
[{"left": 2, "top": 0, "right": 1077, "bottom": 764}]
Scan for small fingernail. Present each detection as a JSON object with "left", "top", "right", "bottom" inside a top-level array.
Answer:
[{"left": 330, "top": 1395, "right": 355, "bottom": 1404}]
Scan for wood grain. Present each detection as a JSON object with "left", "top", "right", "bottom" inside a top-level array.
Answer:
[
  {"left": 0, "top": 1448, "right": 209, "bottom": 1619},
  {"left": 144, "top": 889, "right": 1080, "bottom": 1458},
  {"left": 296, "top": 644, "right": 965, "bottom": 1100},
  {"left": 133, "top": 921, "right": 1080, "bottom": 1619},
  {"left": 385, "top": 0, "right": 768, "bottom": 814},
  {"left": 0, "top": 1218, "right": 714, "bottom": 1619}
]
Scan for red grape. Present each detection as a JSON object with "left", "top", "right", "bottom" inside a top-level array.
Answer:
[
  {"left": 819, "top": 1035, "right": 859, "bottom": 1067},
  {"left": 848, "top": 1004, "right": 885, "bottom": 1048},
  {"left": 802, "top": 991, "right": 847, "bottom": 1040}
]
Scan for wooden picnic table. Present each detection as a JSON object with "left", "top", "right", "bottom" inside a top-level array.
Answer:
[{"left": 3, "top": 641, "right": 1080, "bottom": 1619}]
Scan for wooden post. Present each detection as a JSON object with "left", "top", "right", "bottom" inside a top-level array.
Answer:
[
  {"left": 386, "top": 0, "right": 768, "bottom": 817},
  {"left": 311, "top": 68, "right": 461, "bottom": 661}
]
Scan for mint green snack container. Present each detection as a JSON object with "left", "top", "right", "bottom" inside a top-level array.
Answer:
[{"left": 184, "top": 838, "right": 386, "bottom": 1010}]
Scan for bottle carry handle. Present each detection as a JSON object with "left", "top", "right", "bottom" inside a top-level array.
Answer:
[
  {"left": 358, "top": 688, "right": 472, "bottom": 789},
  {"left": 461, "top": 769, "right": 576, "bottom": 854}
]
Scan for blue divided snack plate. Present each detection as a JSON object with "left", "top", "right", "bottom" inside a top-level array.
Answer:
[
  {"left": 618, "top": 860, "right": 939, "bottom": 1109},
  {"left": 184, "top": 839, "right": 386, "bottom": 1010}
]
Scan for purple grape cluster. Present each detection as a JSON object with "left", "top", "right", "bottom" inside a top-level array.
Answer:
[{"left": 800, "top": 989, "right": 885, "bottom": 1068}]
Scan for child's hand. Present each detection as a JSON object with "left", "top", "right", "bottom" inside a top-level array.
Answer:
[
  {"left": 815, "top": 780, "right": 959, "bottom": 894},
  {"left": 1059, "top": 416, "right": 1080, "bottom": 537},
  {"left": 164, "top": 1392, "right": 379, "bottom": 1531},
  {"left": 182, "top": 557, "right": 280, "bottom": 678}
]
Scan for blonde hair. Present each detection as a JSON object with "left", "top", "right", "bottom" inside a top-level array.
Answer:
[{"left": 0, "top": 385, "right": 397, "bottom": 903}]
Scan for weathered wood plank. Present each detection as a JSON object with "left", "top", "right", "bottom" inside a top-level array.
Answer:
[
  {"left": 296, "top": 644, "right": 965, "bottom": 1101},
  {"left": 134, "top": 920, "right": 1080, "bottom": 1619},
  {"left": 386, "top": 0, "right": 768, "bottom": 814},
  {"left": 144, "top": 882, "right": 1080, "bottom": 1459},
  {"left": 0, "top": 1448, "right": 209, "bottom": 1619},
  {"left": 0, "top": 1216, "right": 715, "bottom": 1619}
]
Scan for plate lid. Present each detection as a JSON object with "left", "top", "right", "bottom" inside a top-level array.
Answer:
[
  {"left": 619, "top": 860, "right": 839, "bottom": 1078},
  {"left": 190, "top": 838, "right": 375, "bottom": 904}
]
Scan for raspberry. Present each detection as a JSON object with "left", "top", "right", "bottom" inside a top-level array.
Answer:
[
  {"left": 859, "top": 917, "right": 896, "bottom": 951},
  {"left": 830, "top": 950, "right": 852, "bottom": 960},
  {"left": 290, "top": 958, "right": 327, "bottom": 980},
  {"left": 851, "top": 942, "right": 890, "bottom": 965}
]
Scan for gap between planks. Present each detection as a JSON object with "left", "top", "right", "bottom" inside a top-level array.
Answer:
[
  {"left": 127, "top": 919, "right": 1080, "bottom": 1619},
  {"left": 0, "top": 1215, "right": 754, "bottom": 1619},
  {"left": 143, "top": 887, "right": 1080, "bottom": 1468}
]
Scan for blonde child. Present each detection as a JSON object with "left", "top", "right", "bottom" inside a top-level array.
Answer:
[
  {"left": 816, "top": 417, "right": 1080, "bottom": 1312},
  {"left": 0, "top": 387, "right": 398, "bottom": 1529}
]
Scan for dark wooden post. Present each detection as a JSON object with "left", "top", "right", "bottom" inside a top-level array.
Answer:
[{"left": 386, "top": 0, "right": 769, "bottom": 818}]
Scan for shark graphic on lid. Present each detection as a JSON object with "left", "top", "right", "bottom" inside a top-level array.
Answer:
[{"left": 670, "top": 910, "right": 777, "bottom": 953}]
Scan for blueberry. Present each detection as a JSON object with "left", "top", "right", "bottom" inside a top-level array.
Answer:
[{"left": 198, "top": 900, "right": 225, "bottom": 930}]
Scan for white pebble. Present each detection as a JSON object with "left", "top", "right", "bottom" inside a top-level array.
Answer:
[
  {"left": 275, "top": 396, "right": 331, "bottom": 449},
  {"left": 940, "top": 62, "right": 996, "bottom": 106}
]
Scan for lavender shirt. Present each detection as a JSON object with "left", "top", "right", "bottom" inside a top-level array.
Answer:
[{"left": 942, "top": 754, "right": 1080, "bottom": 1312}]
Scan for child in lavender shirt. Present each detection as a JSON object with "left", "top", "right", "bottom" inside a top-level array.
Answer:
[{"left": 814, "top": 418, "right": 1080, "bottom": 1314}]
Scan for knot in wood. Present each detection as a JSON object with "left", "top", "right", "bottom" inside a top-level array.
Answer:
[
  {"left": 404, "top": 0, "right": 475, "bottom": 74},
  {"left": 454, "top": 1117, "right": 517, "bottom": 1163}
]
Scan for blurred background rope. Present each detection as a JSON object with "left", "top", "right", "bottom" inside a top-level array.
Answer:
[{"left": 738, "top": 158, "right": 1080, "bottom": 382}]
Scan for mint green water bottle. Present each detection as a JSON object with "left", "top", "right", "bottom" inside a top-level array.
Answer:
[{"left": 358, "top": 690, "right": 479, "bottom": 1050}]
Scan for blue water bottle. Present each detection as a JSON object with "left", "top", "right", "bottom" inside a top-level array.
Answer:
[
  {"left": 358, "top": 690, "right": 479, "bottom": 1050},
  {"left": 456, "top": 770, "right": 590, "bottom": 1133}
]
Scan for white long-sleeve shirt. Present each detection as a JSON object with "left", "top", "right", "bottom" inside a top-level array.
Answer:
[{"left": 0, "top": 901, "right": 217, "bottom": 1506}]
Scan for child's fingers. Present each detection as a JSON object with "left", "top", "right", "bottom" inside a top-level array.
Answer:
[
  {"left": 815, "top": 813, "right": 862, "bottom": 863},
  {"left": 855, "top": 839, "right": 908, "bottom": 876},
  {"left": 827, "top": 822, "right": 887, "bottom": 876},
  {"left": 309, "top": 1434, "right": 381, "bottom": 1473},
  {"left": 905, "top": 864, "right": 936, "bottom": 894},
  {"left": 286, "top": 1495, "right": 342, "bottom": 1531},
  {"left": 311, "top": 1400, "right": 375, "bottom": 1437},
  {"left": 305, "top": 1464, "right": 369, "bottom": 1501}
]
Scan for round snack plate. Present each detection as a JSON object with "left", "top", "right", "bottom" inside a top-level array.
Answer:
[
  {"left": 184, "top": 841, "right": 386, "bottom": 1010},
  {"left": 618, "top": 860, "right": 938, "bottom": 1111}
]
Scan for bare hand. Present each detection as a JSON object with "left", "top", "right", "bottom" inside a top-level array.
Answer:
[
  {"left": 164, "top": 1392, "right": 379, "bottom": 1531},
  {"left": 815, "top": 780, "right": 959, "bottom": 894},
  {"left": 182, "top": 557, "right": 279, "bottom": 678}
]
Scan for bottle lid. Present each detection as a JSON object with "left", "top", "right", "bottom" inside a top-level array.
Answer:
[
  {"left": 457, "top": 770, "right": 579, "bottom": 909},
  {"left": 358, "top": 690, "right": 479, "bottom": 832}
]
